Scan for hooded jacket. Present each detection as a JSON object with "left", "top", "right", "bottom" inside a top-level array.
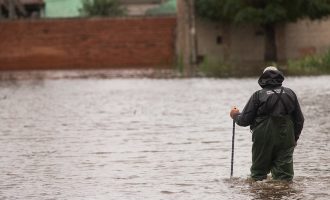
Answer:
[{"left": 234, "top": 70, "right": 304, "bottom": 141}]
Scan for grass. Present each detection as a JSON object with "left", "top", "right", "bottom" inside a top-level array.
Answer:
[
  {"left": 179, "top": 50, "right": 330, "bottom": 77},
  {"left": 197, "top": 57, "right": 233, "bottom": 77},
  {"left": 287, "top": 50, "right": 330, "bottom": 75}
]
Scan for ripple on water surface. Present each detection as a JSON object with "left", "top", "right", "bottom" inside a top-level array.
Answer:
[{"left": 0, "top": 72, "right": 329, "bottom": 199}]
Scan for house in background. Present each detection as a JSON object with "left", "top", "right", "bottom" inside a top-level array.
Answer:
[
  {"left": 145, "top": 0, "right": 176, "bottom": 16},
  {"left": 44, "top": 0, "right": 82, "bottom": 18},
  {"left": 0, "top": 0, "right": 44, "bottom": 19},
  {"left": 43, "top": 0, "right": 173, "bottom": 18},
  {"left": 122, "top": 0, "right": 166, "bottom": 16}
]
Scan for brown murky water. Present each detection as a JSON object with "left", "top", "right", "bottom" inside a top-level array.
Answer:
[{"left": 0, "top": 71, "right": 329, "bottom": 200}]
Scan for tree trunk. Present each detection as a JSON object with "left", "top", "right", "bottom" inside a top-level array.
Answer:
[{"left": 263, "top": 24, "right": 277, "bottom": 62}]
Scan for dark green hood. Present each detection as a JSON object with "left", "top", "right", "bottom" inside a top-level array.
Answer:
[{"left": 258, "top": 69, "right": 284, "bottom": 88}]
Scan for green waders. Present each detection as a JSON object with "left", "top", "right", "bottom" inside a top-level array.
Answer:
[
  {"left": 251, "top": 115, "right": 296, "bottom": 181},
  {"left": 250, "top": 87, "right": 296, "bottom": 181}
]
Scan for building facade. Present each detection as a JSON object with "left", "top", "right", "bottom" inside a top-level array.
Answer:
[
  {"left": 44, "top": 0, "right": 82, "bottom": 18},
  {"left": 43, "top": 0, "right": 170, "bottom": 18}
]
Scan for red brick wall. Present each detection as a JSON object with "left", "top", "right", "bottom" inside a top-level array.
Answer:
[{"left": 0, "top": 17, "right": 176, "bottom": 70}]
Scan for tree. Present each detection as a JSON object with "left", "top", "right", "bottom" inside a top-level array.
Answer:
[
  {"left": 195, "top": 0, "right": 330, "bottom": 62},
  {"left": 80, "top": 0, "right": 126, "bottom": 17}
]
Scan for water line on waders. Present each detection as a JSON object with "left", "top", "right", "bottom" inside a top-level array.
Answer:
[{"left": 231, "top": 119, "right": 235, "bottom": 178}]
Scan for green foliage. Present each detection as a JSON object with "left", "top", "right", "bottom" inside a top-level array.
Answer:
[
  {"left": 80, "top": 0, "right": 126, "bottom": 17},
  {"left": 195, "top": 0, "right": 330, "bottom": 25},
  {"left": 198, "top": 57, "right": 232, "bottom": 77},
  {"left": 287, "top": 50, "right": 330, "bottom": 75}
]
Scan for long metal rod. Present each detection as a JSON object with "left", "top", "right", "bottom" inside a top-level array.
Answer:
[{"left": 231, "top": 119, "right": 235, "bottom": 178}]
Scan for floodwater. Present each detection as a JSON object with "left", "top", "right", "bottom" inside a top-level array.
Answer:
[{"left": 0, "top": 71, "right": 329, "bottom": 200}]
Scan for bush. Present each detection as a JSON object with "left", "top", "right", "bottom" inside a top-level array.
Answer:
[
  {"left": 80, "top": 0, "right": 126, "bottom": 17},
  {"left": 287, "top": 50, "right": 330, "bottom": 75},
  {"left": 198, "top": 57, "right": 232, "bottom": 77}
]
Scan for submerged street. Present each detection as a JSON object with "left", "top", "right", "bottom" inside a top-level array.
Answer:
[{"left": 0, "top": 71, "right": 329, "bottom": 199}]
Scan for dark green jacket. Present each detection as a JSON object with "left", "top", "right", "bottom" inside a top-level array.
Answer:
[{"left": 234, "top": 70, "right": 304, "bottom": 142}]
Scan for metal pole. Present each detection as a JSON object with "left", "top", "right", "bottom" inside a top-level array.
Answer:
[{"left": 231, "top": 119, "right": 235, "bottom": 178}]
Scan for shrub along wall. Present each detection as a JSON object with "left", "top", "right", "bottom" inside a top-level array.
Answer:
[{"left": 0, "top": 17, "right": 176, "bottom": 70}]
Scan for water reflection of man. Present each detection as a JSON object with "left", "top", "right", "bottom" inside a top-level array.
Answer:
[{"left": 229, "top": 66, "right": 304, "bottom": 181}]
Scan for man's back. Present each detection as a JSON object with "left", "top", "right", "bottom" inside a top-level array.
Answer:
[
  {"left": 230, "top": 66, "right": 304, "bottom": 181},
  {"left": 257, "top": 86, "right": 296, "bottom": 116}
]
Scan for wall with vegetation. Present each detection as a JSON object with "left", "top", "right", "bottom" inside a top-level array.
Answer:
[{"left": 196, "top": 17, "right": 330, "bottom": 69}]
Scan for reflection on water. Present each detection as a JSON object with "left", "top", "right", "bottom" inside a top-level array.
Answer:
[
  {"left": 227, "top": 176, "right": 330, "bottom": 200},
  {"left": 226, "top": 177, "right": 301, "bottom": 200},
  {"left": 0, "top": 71, "right": 329, "bottom": 200}
]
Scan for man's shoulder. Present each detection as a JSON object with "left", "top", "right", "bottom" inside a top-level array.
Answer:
[
  {"left": 282, "top": 86, "right": 296, "bottom": 95},
  {"left": 250, "top": 89, "right": 261, "bottom": 96},
  {"left": 256, "top": 88, "right": 268, "bottom": 95}
]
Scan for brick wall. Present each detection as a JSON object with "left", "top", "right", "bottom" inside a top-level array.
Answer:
[{"left": 0, "top": 17, "right": 176, "bottom": 70}]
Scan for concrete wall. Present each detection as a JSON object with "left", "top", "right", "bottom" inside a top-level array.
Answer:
[
  {"left": 0, "top": 17, "right": 176, "bottom": 70},
  {"left": 282, "top": 18, "right": 330, "bottom": 59},
  {"left": 126, "top": 4, "right": 158, "bottom": 15},
  {"left": 196, "top": 18, "right": 264, "bottom": 69},
  {"left": 123, "top": 0, "right": 165, "bottom": 15},
  {"left": 196, "top": 17, "right": 330, "bottom": 68},
  {"left": 195, "top": 19, "right": 225, "bottom": 60}
]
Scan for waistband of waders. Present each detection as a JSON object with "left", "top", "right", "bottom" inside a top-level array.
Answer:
[{"left": 251, "top": 115, "right": 292, "bottom": 132}]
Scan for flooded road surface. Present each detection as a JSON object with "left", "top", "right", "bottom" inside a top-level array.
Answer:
[{"left": 0, "top": 71, "right": 329, "bottom": 199}]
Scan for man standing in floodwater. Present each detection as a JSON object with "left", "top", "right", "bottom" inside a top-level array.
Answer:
[{"left": 230, "top": 66, "right": 304, "bottom": 181}]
